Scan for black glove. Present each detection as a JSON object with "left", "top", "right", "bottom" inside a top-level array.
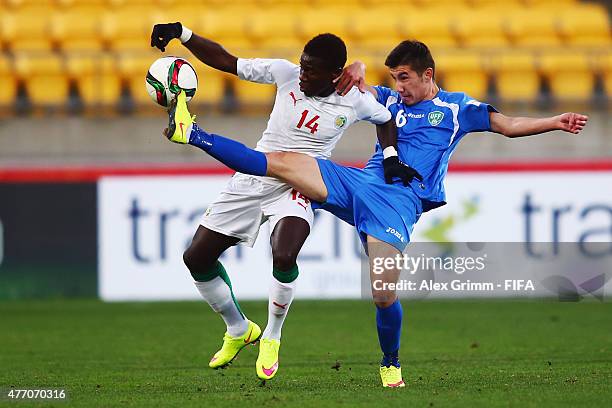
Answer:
[
  {"left": 383, "top": 156, "right": 423, "bottom": 186},
  {"left": 151, "top": 22, "right": 182, "bottom": 52}
]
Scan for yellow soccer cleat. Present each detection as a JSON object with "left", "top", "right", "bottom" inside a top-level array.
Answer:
[
  {"left": 380, "top": 365, "right": 406, "bottom": 388},
  {"left": 208, "top": 320, "right": 262, "bottom": 369},
  {"left": 165, "top": 90, "right": 196, "bottom": 144},
  {"left": 256, "top": 338, "right": 281, "bottom": 380}
]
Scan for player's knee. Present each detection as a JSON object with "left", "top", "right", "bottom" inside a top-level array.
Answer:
[
  {"left": 272, "top": 252, "right": 298, "bottom": 273},
  {"left": 183, "top": 245, "right": 216, "bottom": 275}
]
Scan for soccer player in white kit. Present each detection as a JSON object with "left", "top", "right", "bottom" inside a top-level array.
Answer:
[{"left": 150, "top": 22, "right": 403, "bottom": 380}]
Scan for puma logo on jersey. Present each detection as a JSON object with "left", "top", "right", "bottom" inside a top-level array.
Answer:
[{"left": 289, "top": 91, "right": 302, "bottom": 106}]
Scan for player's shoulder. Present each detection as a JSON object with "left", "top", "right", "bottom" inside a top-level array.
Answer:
[
  {"left": 267, "top": 58, "right": 299, "bottom": 72},
  {"left": 373, "top": 85, "right": 400, "bottom": 108},
  {"left": 343, "top": 87, "right": 388, "bottom": 112},
  {"left": 342, "top": 86, "right": 372, "bottom": 102},
  {"left": 244, "top": 58, "right": 298, "bottom": 73},
  {"left": 435, "top": 89, "right": 483, "bottom": 108}
]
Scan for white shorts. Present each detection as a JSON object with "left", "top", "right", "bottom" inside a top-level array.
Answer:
[{"left": 200, "top": 173, "right": 314, "bottom": 247}]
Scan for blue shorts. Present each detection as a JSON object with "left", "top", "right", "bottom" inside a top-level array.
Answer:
[{"left": 314, "top": 159, "right": 423, "bottom": 252}]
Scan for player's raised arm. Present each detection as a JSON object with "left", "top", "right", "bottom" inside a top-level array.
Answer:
[
  {"left": 490, "top": 112, "right": 589, "bottom": 138},
  {"left": 151, "top": 22, "right": 238, "bottom": 75}
]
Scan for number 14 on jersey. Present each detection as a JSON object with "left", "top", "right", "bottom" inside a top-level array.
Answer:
[{"left": 296, "top": 110, "right": 320, "bottom": 134}]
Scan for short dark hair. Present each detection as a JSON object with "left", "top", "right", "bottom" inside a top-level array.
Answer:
[
  {"left": 303, "top": 33, "right": 347, "bottom": 71},
  {"left": 385, "top": 40, "right": 435, "bottom": 76}
]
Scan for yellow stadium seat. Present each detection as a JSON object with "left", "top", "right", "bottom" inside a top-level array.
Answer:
[
  {"left": 4, "top": 0, "right": 57, "bottom": 7},
  {"left": 102, "top": 7, "right": 158, "bottom": 51},
  {"left": 540, "top": 52, "right": 594, "bottom": 102},
  {"left": 523, "top": 0, "right": 576, "bottom": 8},
  {"left": 55, "top": 0, "right": 106, "bottom": 7},
  {"left": 199, "top": 8, "right": 255, "bottom": 52},
  {"left": 360, "top": 0, "right": 415, "bottom": 5},
  {"left": 310, "top": 0, "right": 362, "bottom": 5},
  {"left": 436, "top": 52, "right": 488, "bottom": 100},
  {"left": 600, "top": 53, "right": 612, "bottom": 98},
  {"left": 401, "top": 12, "right": 457, "bottom": 50},
  {"left": 52, "top": 9, "right": 104, "bottom": 52},
  {"left": 308, "top": 0, "right": 365, "bottom": 13},
  {"left": 107, "top": 0, "right": 152, "bottom": 6},
  {"left": 465, "top": 0, "right": 520, "bottom": 8},
  {"left": 1, "top": 6, "right": 55, "bottom": 52},
  {"left": 0, "top": 55, "right": 17, "bottom": 106},
  {"left": 491, "top": 52, "right": 540, "bottom": 102},
  {"left": 14, "top": 52, "right": 69, "bottom": 106},
  {"left": 413, "top": 0, "right": 466, "bottom": 8},
  {"left": 66, "top": 54, "right": 122, "bottom": 106},
  {"left": 249, "top": 10, "right": 302, "bottom": 53},
  {"left": 297, "top": 10, "right": 351, "bottom": 46},
  {"left": 118, "top": 53, "right": 162, "bottom": 104},
  {"left": 256, "top": 0, "right": 311, "bottom": 9},
  {"left": 191, "top": 63, "right": 231, "bottom": 106},
  {"left": 349, "top": 10, "right": 404, "bottom": 54},
  {"left": 233, "top": 78, "right": 276, "bottom": 106},
  {"left": 506, "top": 8, "right": 562, "bottom": 47},
  {"left": 454, "top": 11, "right": 509, "bottom": 48},
  {"left": 559, "top": 5, "right": 611, "bottom": 48}
]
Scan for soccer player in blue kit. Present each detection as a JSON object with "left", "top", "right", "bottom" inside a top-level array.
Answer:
[{"left": 163, "top": 40, "right": 588, "bottom": 387}]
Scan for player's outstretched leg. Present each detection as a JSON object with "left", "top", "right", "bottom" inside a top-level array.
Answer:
[
  {"left": 367, "top": 235, "right": 405, "bottom": 388},
  {"left": 185, "top": 226, "right": 262, "bottom": 369},
  {"left": 256, "top": 217, "right": 309, "bottom": 380},
  {"left": 164, "top": 90, "right": 268, "bottom": 176},
  {"left": 163, "top": 91, "right": 328, "bottom": 203}
]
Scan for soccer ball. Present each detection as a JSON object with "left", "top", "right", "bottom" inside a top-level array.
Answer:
[{"left": 145, "top": 56, "right": 198, "bottom": 107}]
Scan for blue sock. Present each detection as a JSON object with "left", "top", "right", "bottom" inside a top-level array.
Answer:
[
  {"left": 376, "top": 299, "right": 403, "bottom": 367},
  {"left": 188, "top": 123, "right": 268, "bottom": 176}
]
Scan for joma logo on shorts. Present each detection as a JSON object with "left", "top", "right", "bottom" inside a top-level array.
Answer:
[{"left": 385, "top": 227, "right": 405, "bottom": 242}]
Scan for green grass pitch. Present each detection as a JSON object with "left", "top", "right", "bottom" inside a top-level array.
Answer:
[{"left": 1, "top": 299, "right": 611, "bottom": 407}]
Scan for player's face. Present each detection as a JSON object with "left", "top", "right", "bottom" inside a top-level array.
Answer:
[
  {"left": 299, "top": 53, "right": 339, "bottom": 97},
  {"left": 389, "top": 65, "right": 433, "bottom": 106}
]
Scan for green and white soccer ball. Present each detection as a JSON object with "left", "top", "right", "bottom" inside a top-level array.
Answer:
[{"left": 145, "top": 56, "right": 198, "bottom": 107}]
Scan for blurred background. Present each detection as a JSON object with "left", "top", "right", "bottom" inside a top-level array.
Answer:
[{"left": 0, "top": 0, "right": 610, "bottom": 300}]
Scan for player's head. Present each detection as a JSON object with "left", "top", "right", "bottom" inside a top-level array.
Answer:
[
  {"left": 300, "top": 33, "right": 347, "bottom": 97},
  {"left": 385, "top": 40, "right": 436, "bottom": 106}
]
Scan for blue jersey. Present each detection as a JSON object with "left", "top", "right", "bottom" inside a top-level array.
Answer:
[{"left": 364, "top": 86, "right": 497, "bottom": 211}]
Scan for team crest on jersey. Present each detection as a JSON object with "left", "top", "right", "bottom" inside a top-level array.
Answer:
[
  {"left": 334, "top": 115, "right": 348, "bottom": 129},
  {"left": 428, "top": 111, "right": 445, "bottom": 126}
]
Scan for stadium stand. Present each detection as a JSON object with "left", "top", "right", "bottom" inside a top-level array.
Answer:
[
  {"left": 491, "top": 52, "right": 540, "bottom": 103},
  {"left": 14, "top": 52, "right": 69, "bottom": 106},
  {"left": 66, "top": 54, "right": 122, "bottom": 106},
  {"left": 0, "top": 0, "right": 608, "bottom": 111},
  {"left": 540, "top": 52, "right": 596, "bottom": 102},
  {"left": 0, "top": 54, "right": 17, "bottom": 107},
  {"left": 601, "top": 52, "right": 612, "bottom": 97},
  {"left": 436, "top": 51, "right": 489, "bottom": 100}
]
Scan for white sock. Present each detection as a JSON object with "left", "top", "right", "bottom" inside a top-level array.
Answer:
[
  {"left": 194, "top": 277, "right": 249, "bottom": 337},
  {"left": 262, "top": 276, "right": 296, "bottom": 341}
]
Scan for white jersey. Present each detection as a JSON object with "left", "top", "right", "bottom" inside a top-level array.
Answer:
[{"left": 237, "top": 58, "right": 391, "bottom": 159}]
